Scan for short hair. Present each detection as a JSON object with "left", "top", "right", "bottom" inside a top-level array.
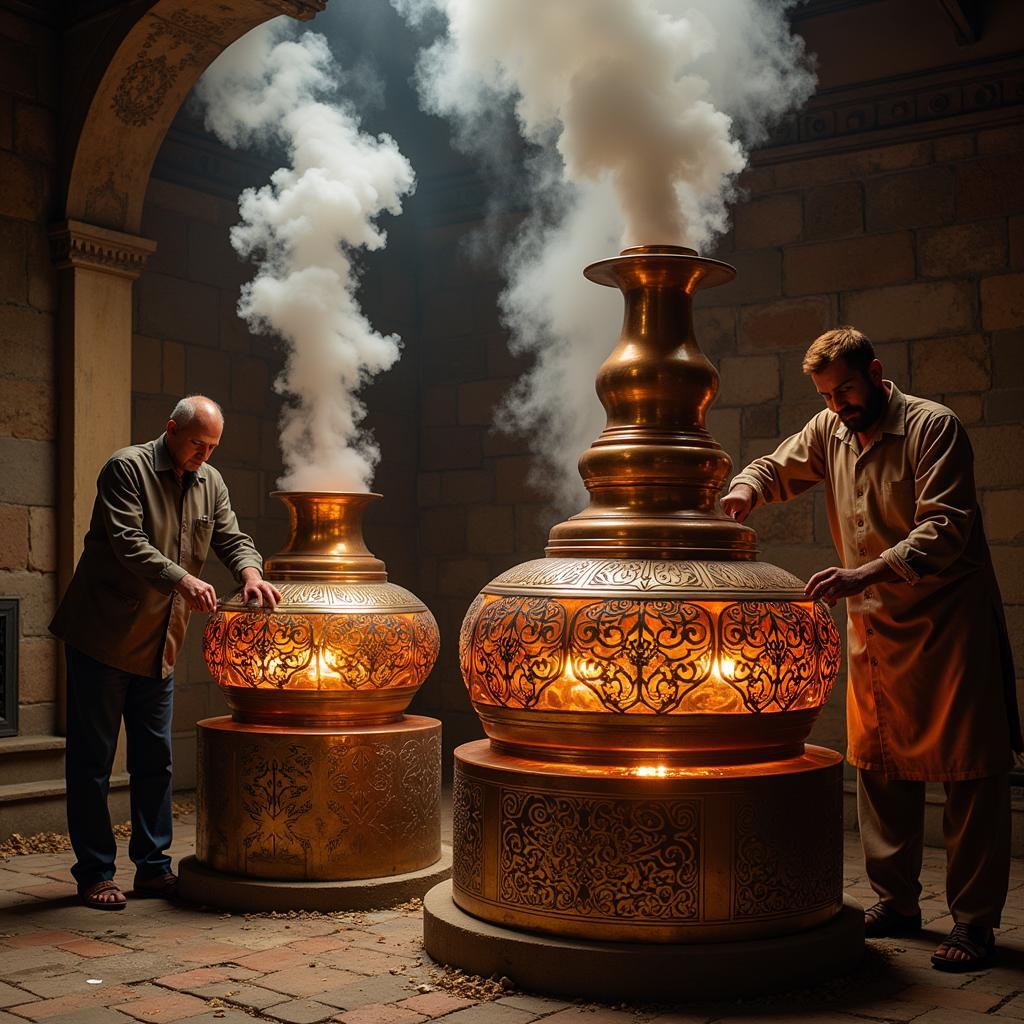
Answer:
[
  {"left": 169, "top": 395, "right": 224, "bottom": 426},
  {"left": 802, "top": 326, "right": 876, "bottom": 375}
]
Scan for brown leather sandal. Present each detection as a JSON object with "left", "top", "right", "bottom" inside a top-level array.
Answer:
[
  {"left": 863, "top": 901, "right": 922, "bottom": 938},
  {"left": 132, "top": 871, "right": 178, "bottom": 900},
  {"left": 931, "top": 923, "right": 995, "bottom": 972},
  {"left": 80, "top": 879, "right": 127, "bottom": 912}
]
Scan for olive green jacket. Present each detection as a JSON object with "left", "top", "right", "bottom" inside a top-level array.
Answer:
[{"left": 50, "top": 435, "right": 262, "bottom": 679}]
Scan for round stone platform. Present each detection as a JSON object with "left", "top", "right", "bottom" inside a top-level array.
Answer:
[
  {"left": 178, "top": 846, "right": 452, "bottom": 913},
  {"left": 424, "top": 880, "right": 864, "bottom": 1003}
]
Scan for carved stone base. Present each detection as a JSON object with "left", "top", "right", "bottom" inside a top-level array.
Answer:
[
  {"left": 452, "top": 740, "right": 845, "bottom": 943},
  {"left": 425, "top": 880, "right": 864, "bottom": 1002},
  {"left": 195, "top": 715, "right": 441, "bottom": 881},
  {"left": 178, "top": 847, "right": 452, "bottom": 913}
]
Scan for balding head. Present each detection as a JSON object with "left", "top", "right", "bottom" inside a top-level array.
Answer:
[
  {"left": 165, "top": 395, "right": 224, "bottom": 474},
  {"left": 170, "top": 395, "right": 224, "bottom": 430}
]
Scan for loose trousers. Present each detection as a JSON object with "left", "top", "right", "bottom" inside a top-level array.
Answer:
[
  {"left": 857, "top": 768, "right": 1011, "bottom": 929},
  {"left": 64, "top": 645, "right": 174, "bottom": 891}
]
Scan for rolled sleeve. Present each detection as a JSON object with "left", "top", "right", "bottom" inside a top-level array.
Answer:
[
  {"left": 99, "top": 458, "right": 185, "bottom": 594},
  {"left": 731, "top": 412, "right": 828, "bottom": 506}
]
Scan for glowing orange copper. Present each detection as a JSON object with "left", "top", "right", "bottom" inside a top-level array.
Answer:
[{"left": 203, "top": 492, "right": 439, "bottom": 727}]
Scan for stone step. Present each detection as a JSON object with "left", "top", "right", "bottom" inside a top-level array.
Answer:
[
  {"left": 0, "top": 773, "right": 131, "bottom": 840},
  {"left": 0, "top": 735, "right": 66, "bottom": 785}
]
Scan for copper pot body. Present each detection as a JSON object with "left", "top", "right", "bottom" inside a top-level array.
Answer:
[
  {"left": 454, "top": 247, "right": 845, "bottom": 941},
  {"left": 203, "top": 492, "right": 440, "bottom": 727}
]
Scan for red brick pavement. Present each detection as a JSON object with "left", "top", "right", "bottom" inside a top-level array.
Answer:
[{"left": 0, "top": 817, "right": 1020, "bottom": 1024}]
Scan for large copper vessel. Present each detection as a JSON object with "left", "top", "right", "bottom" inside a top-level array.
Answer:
[
  {"left": 194, "top": 492, "right": 442, "bottom": 882},
  {"left": 453, "top": 245, "right": 844, "bottom": 943}
]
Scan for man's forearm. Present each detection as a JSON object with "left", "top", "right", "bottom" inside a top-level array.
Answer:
[
  {"left": 857, "top": 557, "right": 901, "bottom": 588},
  {"left": 241, "top": 566, "right": 262, "bottom": 583}
]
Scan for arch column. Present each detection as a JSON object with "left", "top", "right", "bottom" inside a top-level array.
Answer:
[{"left": 49, "top": 221, "right": 157, "bottom": 732}]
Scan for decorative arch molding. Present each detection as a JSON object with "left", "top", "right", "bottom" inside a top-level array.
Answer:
[{"left": 64, "top": 0, "right": 324, "bottom": 232}]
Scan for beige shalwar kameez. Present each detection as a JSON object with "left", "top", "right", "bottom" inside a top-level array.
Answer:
[{"left": 733, "top": 382, "right": 1021, "bottom": 926}]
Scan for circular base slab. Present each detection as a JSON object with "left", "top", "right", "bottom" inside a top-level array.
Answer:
[
  {"left": 425, "top": 880, "right": 864, "bottom": 1003},
  {"left": 178, "top": 846, "right": 452, "bottom": 913}
]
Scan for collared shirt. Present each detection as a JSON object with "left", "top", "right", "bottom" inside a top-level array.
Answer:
[
  {"left": 51, "top": 434, "right": 262, "bottom": 679},
  {"left": 733, "top": 382, "right": 1021, "bottom": 780}
]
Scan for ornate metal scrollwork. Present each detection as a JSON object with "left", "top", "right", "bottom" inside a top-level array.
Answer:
[
  {"left": 498, "top": 790, "right": 701, "bottom": 921},
  {"left": 225, "top": 614, "right": 315, "bottom": 689},
  {"left": 469, "top": 596, "right": 567, "bottom": 708},
  {"left": 206, "top": 608, "right": 439, "bottom": 692},
  {"left": 568, "top": 599, "right": 714, "bottom": 713},
  {"left": 452, "top": 773, "right": 484, "bottom": 896},
  {"left": 462, "top": 592, "right": 836, "bottom": 716},
  {"left": 718, "top": 602, "right": 818, "bottom": 712}
]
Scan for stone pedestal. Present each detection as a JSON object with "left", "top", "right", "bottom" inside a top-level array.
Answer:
[
  {"left": 449, "top": 740, "right": 846, "bottom": 944},
  {"left": 179, "top": 714, "right": 450, "bottom": 909}
]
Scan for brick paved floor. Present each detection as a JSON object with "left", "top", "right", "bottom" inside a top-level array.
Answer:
[{"left": 0, "top": 806, "right": 1021, "bottom": 1024}]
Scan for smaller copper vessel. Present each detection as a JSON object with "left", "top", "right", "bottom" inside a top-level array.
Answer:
[
  {"left": 204, "top": 492, "right": 440, "bottom": 727},
  {"left": 194, "top": 491, "right": 443, "bottom": 884}
]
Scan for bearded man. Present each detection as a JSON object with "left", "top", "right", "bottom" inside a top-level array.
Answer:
[
  {"left": 722, "top": 327, "right": 1021, "bottom": 971},
  {"left": 50, "top": 395, "right": 281, "bottom": 911}
]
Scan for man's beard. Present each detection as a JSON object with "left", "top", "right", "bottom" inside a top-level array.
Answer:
[{"left": 839, "top": 384, "right": 888, "bottom": 433}]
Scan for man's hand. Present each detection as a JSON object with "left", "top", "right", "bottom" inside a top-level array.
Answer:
[
  {"left": 805, "top": 558, "right": 900, "bottom": 605},
  {"left": 241, "top": 568, "right": 282, "bottom": 611},
  {"left": 174, "top": 573, "right": 218, "bottom": 612},
  {"left": 721, "top": 483, "right": 756, "bottom": 523}
]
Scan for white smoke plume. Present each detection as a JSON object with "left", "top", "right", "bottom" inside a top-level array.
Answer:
[
  {"left": 397, "top": 0, "right": 814, "bottom": 511},
  {"left": 196, "top": 19, "right": 415, "bottom": 491}
]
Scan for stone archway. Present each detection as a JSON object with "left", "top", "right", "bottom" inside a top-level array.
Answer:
[{"left": 50, "top": 0, "right": 325, "bottom": 730}]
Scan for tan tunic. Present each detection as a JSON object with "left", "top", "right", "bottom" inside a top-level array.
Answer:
[
  {"left": 733, "top": 382, "right": 1021, "bottom": 781},
  {"left": 50, "top": 435, "right": 262, "bottom": 679}
]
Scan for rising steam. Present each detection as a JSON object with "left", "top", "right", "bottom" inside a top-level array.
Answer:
[
  {"left": 397, "top": 0, "right": 814, "bottom": 510},
  {"left": 196, "top": 20, "right": 415, "bottom": 491}
]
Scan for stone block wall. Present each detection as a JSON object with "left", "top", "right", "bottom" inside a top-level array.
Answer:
[{"left": 0, "top": 6, "right": 59, "bottom": 736}]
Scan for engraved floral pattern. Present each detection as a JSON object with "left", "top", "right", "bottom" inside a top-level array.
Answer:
[
  {"left": 718, "top": 602, "right": 818, "bottom": 712},
  {"left": 486, "top": 558, "right": 806, "bottom": 596},
  {"left": 460, "top": 592, "right": 835, "bottom": 715},
  {"left": 469, "top": 596, "right": 567, "bottom": 708},
  {"left": 452, "top": 774, "right": 484, "bottom": 896},
  {"left": 240, "top": 744, "right": 314, "bottom": 867},
  {"left": 498, "top": 790, "right": 700, "bottom": 920},
  {"left": 204, "top": 608, "right": 439, "bottom": 692},
  {"left": 225, "top": 614, "right": 315, "bottom": 689},
  {"left": 733, "top": 782, "right": 842, "bottom": 918},
  {"left": 568, "top": 599, "right": 714, "bottom": 713}
]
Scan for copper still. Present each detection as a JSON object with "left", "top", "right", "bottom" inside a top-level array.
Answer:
[
  {"left": 453, "top": 245, "right": 844, "bottom": 942},
  {"left": 194, "top": 491, "right": 442, "bottom": 881}
]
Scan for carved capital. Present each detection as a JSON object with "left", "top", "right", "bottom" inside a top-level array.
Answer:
[{"left": 49, "top": 219, "right": 157, "bottom": 279}]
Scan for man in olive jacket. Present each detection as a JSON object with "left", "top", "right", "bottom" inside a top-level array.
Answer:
[{"left": 50, "top": 395, "right": 280, "bottom": 910}]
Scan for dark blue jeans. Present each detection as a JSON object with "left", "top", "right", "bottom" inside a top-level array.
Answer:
[{"left": 64, "top": 645, "right": 173, "bottom": 891}]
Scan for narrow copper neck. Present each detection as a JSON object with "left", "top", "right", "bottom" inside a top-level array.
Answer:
[
  {"left": 546, "top": 245, "right": 757, "bottom": 561},
  {"left": 264, "top": 491, "right": 388, "bottom": 581}
]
